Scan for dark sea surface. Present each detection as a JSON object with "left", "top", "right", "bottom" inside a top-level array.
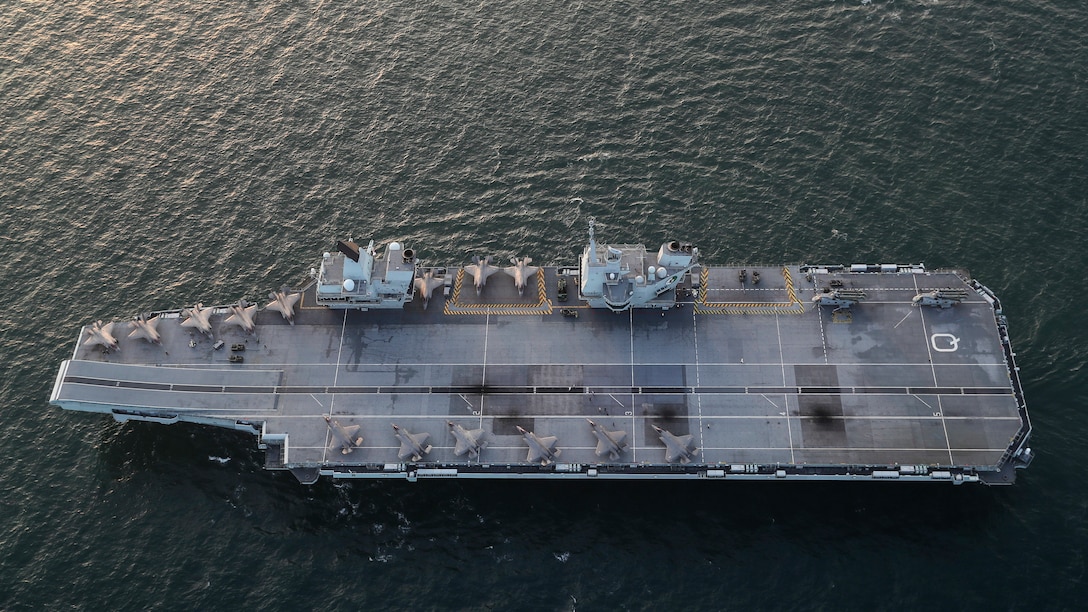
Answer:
[{"left": 1, "top": 1, "right": 1086, "bottom": 609}]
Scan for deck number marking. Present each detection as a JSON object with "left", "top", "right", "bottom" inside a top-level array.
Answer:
[{"left": 931, "top": 333, "right": 960, "bottom": 353}]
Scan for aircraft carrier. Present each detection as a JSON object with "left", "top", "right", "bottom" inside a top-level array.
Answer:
[{"left": 50, "top": 220, "right": 1033, "bottom": 485}]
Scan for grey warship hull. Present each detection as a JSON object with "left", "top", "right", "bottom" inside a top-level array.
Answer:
[{"left": 50, "top": 234, "right": 1032, "bottom": 485}]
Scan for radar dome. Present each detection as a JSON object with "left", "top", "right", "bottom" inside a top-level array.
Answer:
[
  {"left": 343, "top": 279, "right": 356, "bottom": 292},
  {"left": 389, "top": 241, "right": 402, "bottom": 251}
]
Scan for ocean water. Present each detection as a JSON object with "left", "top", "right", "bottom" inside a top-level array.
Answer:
[{"left": 1, "top": 1, "right": 1086, "bottom": 609}]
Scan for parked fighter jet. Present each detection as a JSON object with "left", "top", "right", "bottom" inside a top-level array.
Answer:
[
  {"left": 127, "top": 314, "right": 161, "bottom": 344},
  {"left": 84, "top": 321, "right": 119, "bottom": 350},
  {"left": 414, "top": 269, "right": 444, "bottom": 309},
  {"left": 516, "top": 425, "right": 561, "bottom": 466},
  {"left": 503, "top": 257, "right": 539, "bottom": 297},
  {"left": 447, "top": 421, "right": 488, "bottom": 458},
  {"left": 266, "top": 289, "right": 301, "bottom": 324},
  {"left": 223, "top": 300, "right": 257, "bottom": 332},
  {"left": 324, "top": 415, "right": 363, "bottom": 455},
  {"left": 586, "top": 419, "right": 628, "bottom": 460},
  {"left": 463, "top": 255, "right": 501, "bottom": 296},
  {"left": 651, "top": 424, "right": 699, "bottom": 464},
  {"left": 392, "top": 424, "right": 432, "bottom": 461},
  {"left": 179, "top": 303, "right": 213, "bottom": 335}
]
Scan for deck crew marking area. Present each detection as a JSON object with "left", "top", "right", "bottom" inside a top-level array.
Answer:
[
  {"left": 696, "top": 266, "right": 806, "bottom": 315},
  {"left": 443, "top": 268, "right": 552, "bottom": 315}
]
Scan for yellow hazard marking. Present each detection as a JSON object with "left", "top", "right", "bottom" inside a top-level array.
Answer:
[
  {"left": 695, "top": 266, "right": 805, "bottom": 315},
  {"left": 443, "top": 266, "right": 553, "bottom": 315},
  {"left": 450, "top": 269, "right": 465, "bottom": 303}
]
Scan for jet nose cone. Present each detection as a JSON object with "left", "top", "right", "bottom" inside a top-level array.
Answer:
[
  {"left": 651, "top": 424, "right": 664, "bottom": 433},
  {"left": 391, "top": 424, "right": 400, "bottom": 431},
  {"left": 323, "top": 415, "right": 332, "bottom": 424},
  {"left": 586, "top": 418, "right": 597, "bottom": 426},
  {"left": 515, "top": 425, "right": 528, "bottom": 435}
]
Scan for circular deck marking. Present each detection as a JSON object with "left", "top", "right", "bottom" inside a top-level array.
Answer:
[{"left": 931, "top": 333, "right": 961, "bottom": 352}]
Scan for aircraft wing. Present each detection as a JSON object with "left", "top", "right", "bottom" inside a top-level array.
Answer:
[
  {"left": 397, "top": 439, "right": 417, "bottom": 460},
  {"left": 527, "top": 436, "right": 560, "bottom": 464},
  {"left": 330, "top": 424, "right": 362, "bottom": 451},
  {"left": 666, "top": 434, "right": 696, "bottom": 463},
  {"left": 663, "top": 445, "right": 681, "bottom": 463},
  {"left": 595, "top": 429, "right": 626, "bottom": 457},
  {"left": 128, "top": 320, "right": 159, "bottom": 342},
  {"left": 417, "top": 277, "right": 443, "bottom": 293},
  {"left": 84, "top": 322, "right": 116, "bottom": 347},
  {"left": 453, "top": 439, "right": 469, "bottom": 455},
  {"left": 398, "top": 431, "right": 432, "bottom": 460},
  {"left": 466, "top": 264, "right": 500, "bottom": 279},
  {"left": 594, "top": 438, "right": 613, "bottom": 457},
  {"left": 453, "top": 428, "right": 486, "bottom": 456}
]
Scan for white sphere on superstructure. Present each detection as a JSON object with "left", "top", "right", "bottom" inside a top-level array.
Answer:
[
  {"left": 658, "top": 267, "right": 668, "bottom": 280},
  {"left": 343, "top": 279, "right": 356, "bottom": 292},
  {"left": 389, "top": 241, "right": 401, "bottom": 251}
]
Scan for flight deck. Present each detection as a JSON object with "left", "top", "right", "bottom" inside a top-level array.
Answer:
[{"left": 50, "top": 227, "right": 1033, "bottom": 485}]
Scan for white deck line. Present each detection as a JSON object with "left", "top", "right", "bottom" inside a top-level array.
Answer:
[
  {"left": 479, "top": 312, "right": 490, "bottom": 430},
  {"left": 629, "top": 309, "right": 637, "bottom": 462},
  {"left": 327, "top": 309, "right": 348, "bottom": 415},
  {"left": 126, "top": 359, "right": 1012, "bottom": 368},
  {"left": 914, "top": 275, "right": 955, "bottom": 464},
  {"left": 321, "top": 310, "right": 349, "bottom": 463},
  {"left": 693, "top": 302, "right": 705, "bottom": 453},
  {"left": 266, "top": 413, "right": 1020, "bottom": 421},
  {"left": 57, "top": 383, "right": 1016, "bottom": 398},
  {"left": 776, "top": 313, "right": 796, "bottom": 464},
  {"left": 296, "top": 444, "right": 1011, "bottom": 453},
  {"left": 55, "top": 400, "right": 273, "bottom": 414},
  {"left": 816, "top": 303, "right": 829, "bottom": 364},
  {"left": 71, "top": 329, "right": 87, "bottom": 361}
]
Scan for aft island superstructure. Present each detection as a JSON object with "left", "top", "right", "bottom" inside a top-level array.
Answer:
[{"left": 50, "top": 221, "right": 1033, "bottom": 485}]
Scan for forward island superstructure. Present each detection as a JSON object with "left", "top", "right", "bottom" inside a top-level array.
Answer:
[{"left": 50, "top": 221, "right": 1033, "bottom": 485}]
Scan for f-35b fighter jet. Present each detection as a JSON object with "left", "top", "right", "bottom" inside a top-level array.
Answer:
[
  {"left": 324, "top": 415, "right": 363, "bottom": 455},
  {"left": 516, "top": 425, "right": 562, "bottom": 466},
  {"left": 586, "top": 419, "right": 628, "bottom": 460},
  {"left": 651, "top": 424, "right": 699, "bottom": 464},
  {"left": 464, "top": 255, "right": 501, "bottom": 296},
  {"left": 447, "top": 421, "right": 488, "bottom": 459},
  {"left": 392, "top": 424, "right": 432, "bottom": 461},
  {"left": 503, "top": 257, "right": 539, "bottom": 297}
]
